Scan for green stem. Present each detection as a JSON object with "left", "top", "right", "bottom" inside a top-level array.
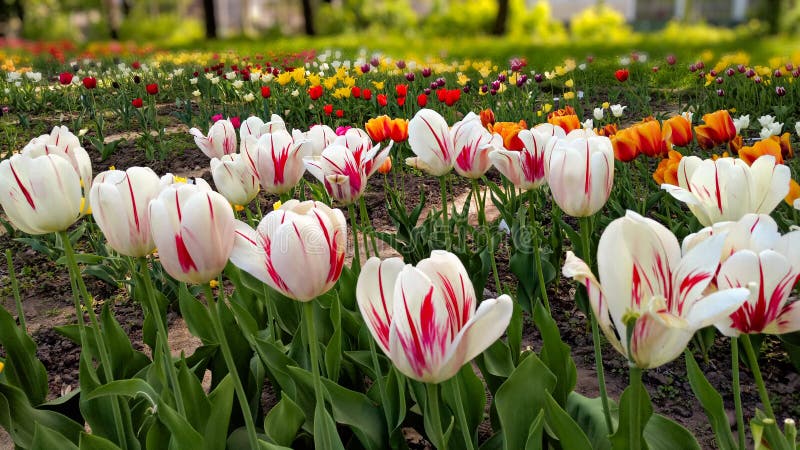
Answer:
[
  {"left": 425, "top": 382, "right": 446, "bottom": 450},
  {"left": 263, "top": 286, "right": 280, "bottom": 343},
  {"left": 528, "top": 190, "right": 550, "bottom": 312},
  {"left": 203, "top": 284, "right": 259, "bottom": 450},
  {"left": 60, "top": 231, "right": 128, "bottom": 450},
  {"left": 732, "top": 337, "right": 746, "bottom": 450},
  {"left": 741, "top": 334, "right": 775, "bottom": 419},
  {"left": 304, "top": 301, "right": 326, "bottom": 411},
  {"left": 138, "top": 258, "right": 185, "bottom": 415},
  {"left": 473, "top": 179, "right": 501, "bottom": 294},
  {"left": 348, "top": 203, "right": 361, "bottom": 268},
  {"left": 630, "top": 366, "right": 643, "bottom": 450},
  {"left": 5, "top": 250, "right": 26, "bottom": 331},
  {"left": 579, "top": 218, "right": 613, "bottom": 434},
  {"left": 360, "top": 196, "right": 380, "bottom": 257},
  {"left": 368, "top": 337, "right": 391, "bottom": 430},
  {"left": 357, "top": 198, "right": 372, "bottom": 258},
  {"left": 440, "top": 175, "right": 450, "bottom": 250},
  {"left": 448, "top": 376, "right": 475, "bottom": 450}
]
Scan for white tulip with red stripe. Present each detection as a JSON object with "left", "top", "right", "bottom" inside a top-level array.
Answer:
[
  {"left": 452, "top": 112, "right": 499, "bottom": 179},
  {"left": 490, "top": 128, "right": 553, "bottom": 190},
  {"left": 90, "top": 167, "right": 161, "bottom": 257},
  {"left": 293, "top": 124, "right": 336, "bottom": 157},
  {"left": 0, "top": 154, "right": 82, "bottom": 235},
  {"left": 304, "top": 137, "right": 391, "bottom": 205},
  {"left": 241, "top": 129, "right": 311, "bottom": 195},
  {"left": 149, "top": 184, "right": 235, "bottom": 284},
  {"left": 22, "top": 125, "right": 92, "bottom": 197},
  {"left": 562, "top": 210, "right": 750, "bottom": 369},
  {"left": 544, "top": 134, "right": 614, "bottom": 217},
  {"left": 356, "top": 251, "right": 513, "bottom": 383},
  {"left": 406, "top": 109, "right": 455, "bottom": 176},
  {"left": 662, "top": 155, "right": 790, "bottom": 226},
  {"left": 682, "top": 214, "right": 781, "bottom": 265},
  {"left": 210, "top": 154, "right": 260, "bottom": 206},
  {"left": 230, "top": 200, "right": 346, "bottom": 301},
  {"left": 190, "top": 118, "right": 237, "bottom": 159}
]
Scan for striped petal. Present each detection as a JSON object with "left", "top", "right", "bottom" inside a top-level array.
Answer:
[{"left": 356, "top": 257, "right": 405, "bottom": 355}]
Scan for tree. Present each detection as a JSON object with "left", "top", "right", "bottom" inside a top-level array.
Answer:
[
  {"left": 203, "top": 0, "right": 217, "bottom": 38},
  {"left": 492, "top": 0, "right": 509, "bottom": 35},
  {"left": 301, "top": 0, "right": 315, "bottom": 35}
]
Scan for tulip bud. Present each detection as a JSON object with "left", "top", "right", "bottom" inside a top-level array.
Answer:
[{"left": 210, "top": 154, "right": 260, "bottom": 206}]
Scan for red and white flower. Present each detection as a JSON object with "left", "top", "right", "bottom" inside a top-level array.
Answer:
[
  {"left": 490, "top": 128, "right": 554, "bottom": 190},
  {"left": 545, "top": 134, "right": 614, "bottom": 217},
  {"left": 562, "top": 210, "right": 750, "bottom": 369},
  {"left": 356, "top": 250, "right": 513, "bottom": 383},
  {"left": 210, "top": 154, "right": 260, "bottom": 206},
  {"left": 241, "top": 128, "right": 312, "bottom": 194},
  {"left": 452, "top": 112, "right": 501, "bottom": 179},
  {"left": 190, "top": 118, "right": 237, "bottom": 159},
  {"left": 293, "top": 124, "right": 337, "bottom": 157},
  {"left": 406, "top": 109, "right": 455, "bottom": 176},
  {"left": 230, "top": 200, "right": 346, "bottom": 301},
  {"left": 148, "top": 183, "right": 235, "bottom": 284},
  {"left": 661, "top": 155, "right": 790, "bottom": 226},
  {"left": 22, "top": 125, "right": 92, "bottom": 197}
]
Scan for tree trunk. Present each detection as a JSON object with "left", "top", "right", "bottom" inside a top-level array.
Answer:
[
  {"left": 302, "top": 0, "right": 315, "bottom": 35},
  {"left": 492, "top": 0, "right": 509, "bottom": 35},
  {"left": 103, "top": 0, "right": 120, "bottom": 40},
  {"left": 204, "top": 0, "right": 218, "bottom": 38},
  {"left": 765, "top": 0, "right": 781, "bottom": 34}
]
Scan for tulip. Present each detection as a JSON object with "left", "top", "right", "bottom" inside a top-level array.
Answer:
[
  {"left": 547, "top": 106, "right": 581, "bottom": 133},
  {"left": 22, "top": 125, "right": 93, "bottom": 195},
  {"left": 148, "top": 183, "right": 235, "bottom": 284},
  {"left": 662, "top": 155, "right": 790, "bottom": 226},
  {"left": 305, "top": 137, "right": 391, "bottom": 205},
  {"left": 593, "top": 107, "right": 604, "bottom": 121},
  {"left": 406, "top": 108, "right": 454, "bottom": 176},
  {"left": 694, "top": 110, "right": 737, "bottom": 150},
  {"left": 652, "top": 150, "right": 683, "bottom": 186},
  {"left": 614, "top": 68, "right": 629, "bottom": 82},
  {"left": 738, "top": 138, "right": 783, "bottom": 165},
  {"left": 544, "top": 134, "right": 615, "bottom": 217},
  {"left": 732, "top": 115, "right": 750, "bottom": 134},
  {"left": 563, "top": 211, "right": 750, "bottom": 369},
  {"left": 82, "top": 77, "right": 97, "bottom": 89},
  {"left": 210, "top": 154, "right": 260, "bottom": 206},
  {"left": 0, "top": 154, "right": 82, "bottom": 235},
  {"left": 190, "top": 118, "right": 237, "bottom": 159},
  {"left": 356, "top": 250, "right": 513, "bottom": 383},
  {"left": 662, "top": 115, "right": 693, "bottom": 148},
  {"left": 487, "top": 120, "right": 528, "bottom": 151},
  {"left": 59, "top": 72, "right": 73, "bottom": 85},
  {"left": 229, "top": 200, "right": 346, "bottom": 301},
  {"left": 366, "top": 116, "right": 409, "bottom": 144},
  {"left": 293, "top": 124, "right": 336, "bottom": 156},
  {"left": 146, "top": 83, "right": 158, "bottom": 95},
  {"left": 90, "top": 167, "right": 161, "bottom": 257},
  {"left": 452, "top": 112, "right": 501, "bottom": 179},
  {"left": 610, "top": 104, "right": 626, "bottom": 117},
  {"left": 242, "top": 128, "right": 311, "bottom": 194},
  {"left": 611, "top": 127, "right": 640, "bottom": 162},
  {"left": 490, "top": 128, "right": 552, "bottom": 190}
]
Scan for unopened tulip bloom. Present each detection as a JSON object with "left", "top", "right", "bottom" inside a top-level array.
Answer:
[
  {"left": 662, "top": 115, "right": 693, "bottom": 148},
  {"left": 242, "top": 128, "right": 312, "bottom": 194},
  {"left": 490, "top": 128, "right": 552, "bottom": 190},
  {"left": 305, "top": 137, "right": 391, "bottom": 204},
  {"left": 795, "top": 121, "right": 800, "bottom": 138},
  {"left": 210, "top": 154, "right": 260, "bottom": 206},
  {"left": 732, "top": 115, "right": 750, "bottom": 134},
  {"left": 0, "top": 154, "right": 82, "bottom": 235},
  {"left": 190, "top": 118, "right": 237, "bottom": 159},
  {"left": 610, "top": 104, "right": 626, "bottom": 117},
  {"left": 563, "top": 211, "right": 750, "bottom": 369},
  {"left": 662, "top": 155, "right": 790, "bottom": 226},
  {"left": 230, "top": 200, "right": 346, "bottom": 301},
  {"left": 593, "top": 107, "right": 604, "bottom": 121},
  {"left": 406, "top": 108, "right": 454, "bottom": 176},
  {"left": 90, "top": 167, "right": 161, "bottom": 257},
  {"left": 356, "top": 251, "right": 513, "bottom": 382},
  {"left": 22, "top": 126, "right": 92, "bottom": 195},
  {"left": 545, "top": 135, "right": 615, "bottom": 217},
  {"left": 149, "top": 184, "right": 235, "bottom": 284},
  {"left": 452, "top": 112, "right": 501, "bottom": 178},
  {"left": 694, "top": 110, "right": 737, "bottom": 150}
]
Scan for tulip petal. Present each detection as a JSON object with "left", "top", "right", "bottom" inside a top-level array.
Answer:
[
  {"left": 670, "top": 232, "right": 725, "bottom": 313},
  {"left": 689, "top": 287, "right": 751, "bottom": 332},
  {"left": 763, "top": 302, "right": 800, "bottom": 334},
  {"left": 408, "top": 109, "right": 453, "bottom": 176},
  {"left": 230, "top": 219, "right": 273, "bottom": 285},
  {"left": 458, "top": 294, "right": 513, "bottom": 364},
  {"left": 356, "top": 257, "right": 405, "bottom": 355},
  {"left": 749, "top": 155, "right": 790, "bottom": 215},
  {"left": 415, "top": 250, "right": 476, "bottom": 335}
]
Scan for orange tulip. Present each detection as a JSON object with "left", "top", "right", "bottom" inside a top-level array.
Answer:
[
  {"left": 772, "top": 132, "right": 793, "bottom": 159},
  {"left": 653, "top": 150, "right": 683, "bottom": 186},
  {"left": 547, "top": 106, "right": 581, "bottom": 133},
  {"left": 786, "top": 179, "right": 800, "bottom": 206},
  {"left": 488, "top": 120, "right": 527, "bottom": 151},
  {"left": 738, "top": 138, "right": 783, "bottom": 166},
  {"left": 693, "top": 110, "right": 737, "bottom": 150},
  {"left": 662, "top": 115, "right": 693, "bottom": 147},
  {"left": 635, "top": 119, "right": 667, "bottom": 157},
  {"left": 611, "top": 127, "right": 640, "bottom": 162},
  {"left": 377, "top": 156, "right": 392, "bottom": 174},
  {"left": 388, "top": 118, "right": 409, "bottom": 142},
  {"left": 728, "top": 135, "right": 743, "bottom": 154},
  {"left": 365, "top": 115, "right": 391, "bottom": 143},
  {"left": 480, "top": 108, "right": 496, "bottom": 128},
  {"left": 596, "top": 123, "right": 618, "bottom": 138}
]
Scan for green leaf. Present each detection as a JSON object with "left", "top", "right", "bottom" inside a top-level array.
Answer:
[
  {"left": 100, "top": 305, "right": 150, "bottom": 379},
  {"left": 79, "top": 432, "right": 122, "bottom": 450},
  {"left": 610, "top": 377, "right": 653, "bottom": 450},
  {"left": 482, "top": 340, "right": 515, "bottom": 378},
  {"left": 175, "top": 358, "right": 212, "bottom": 433},
  {"left": 523, "top": 410, "right": 545, "bottom": 450},
  {"left": 684, "top": 350, "right": 737, "bottom": 450},
  {"left": 565, "top": 392, "right": 613, "bottom": 450},
  {"left": 314, "top": 402, "right": 346, "bottom": 450},
  {"left": 534, "top": 303, "right": 577, "bottom": 406},
  {"left": 644, "top": 414, "right": 701, "bottom": 450},
  {"left": 0, "top": 304, "right": 49, "bottom": 405},
  {"left": 156, "top": 399, "right": 204, "bottom": 448},
  {"left": 178, "top": 283, "right": 217, "bottom": 343},
  {"left": 495, "top": 353, "right": 556, "bottom": 450},
  {"left": 542, "top": 392, "right": 593, "bottom": 448},
  {"left": 205, "top": 374, "right": 235, "bottom": 450},
  {"left": 32, "top": 422, "right": 80, "bottom": 450},
  {"left": 324, "top": 293, "right": 343, "bottom": 381},
  {"left": 384, "top": 367, "right": 407, "bottom": 431},
  {"left": 263, "top": 394, "right": 305, "bottom": 447},
  {"left": 84, "top": 379, "right": 158, "bottom": 405},
  {"left": 0, "top": 383, "right": 83, "bottom": 449}
]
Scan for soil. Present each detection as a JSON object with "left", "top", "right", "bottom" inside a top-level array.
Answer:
[{"left": 1, "top": 120, "right": 798, "bottom": 450}]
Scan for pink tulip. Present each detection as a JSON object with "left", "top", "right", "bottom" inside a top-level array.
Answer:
[
  {"left": 563, "top": 211, "right": 749, "bottom": 368},
  {"left": 545, "top": 134, "right": 614, "bottom": 217},
  {"left": 356, "top": 250, "right": 513, "bottom": 383},
  {"left": 90, "top": 167, "right": 161, "bottom": 257},
  {"left": 241, "top": 129, "right": 312, "bottom": 195},
  {"left": 230, "top": 200, "right": 346, "bottom": 301},
  {"left": 190, "top": 119, "right": 237, "bottom": 159},
  {"left": 0, "top": 154, "right": 82, "bottom": 235},
  {"left": 148, "top": 183, "right": 235, "bottom": 284}
]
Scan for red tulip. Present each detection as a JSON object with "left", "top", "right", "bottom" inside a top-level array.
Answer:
[
  {"left": 335, "top": 109, "right": 344, "bottom": 118},
  {"left": 397, "top": 96, "right": 406, "bottom": 106},
  {"left": 615, "top": 69, "right": 629, "bottom": 82},
  {"left": 362, "top": 88, "right": 372, "bottom": 100},
  {"left": 82, "top": 77, "right": 97, "bottom": 89},
  {"left": 395, "top": 84, "right": 408, "bottom": 97},
  {"left": 351, "top": 86, "right": 361, "bottom": 98},
  {"left": 146, "top": 83, "right": 159, "bottom": 95},
  {"left": 59, "top": 72, "right": 73, "bottom": 85},
  {"left": 377, "top": 94, "right": 388, "bottom": 107},
  {"left": 417, "top": 93, "right": 428, "bottom": 107},
  {"left": 132, "top": 98, "right": 143, "bottom": 108},
  {"left": 308, "top": 85, "right": 323, "bottom": 100},
  {"left": 260, "top": 86, "right": 271, "bottom": 98},
  {"left": 323, "top": 104, "right": 333, "bottom": 115}
]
